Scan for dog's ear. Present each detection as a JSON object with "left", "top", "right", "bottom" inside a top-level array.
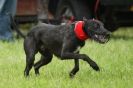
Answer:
[{"left": 83, "top": 17, "right": 87, "bottom": 22}]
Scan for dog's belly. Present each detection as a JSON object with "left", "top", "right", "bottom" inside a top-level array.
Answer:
[{"left": 40, "top": 43, "right": 62, "bottom": 57}]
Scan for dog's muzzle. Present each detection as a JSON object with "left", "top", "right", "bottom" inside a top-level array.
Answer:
[
  {"left": 92, "top": 30, "right": 110, "bottom": 44},
  {"left": 94, "top": 33, "right": 110, "bottom": 43}
]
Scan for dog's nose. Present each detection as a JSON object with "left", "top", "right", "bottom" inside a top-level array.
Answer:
[
  {"left": 106, "top": 30, "right": 111, "bottom": 35},
  {"left": 104, "top": 30, "right": 111, "bottom": 39},
  {"left": 107, "top": 31, "right": 111, "bottom": 35},
  {"left": 106, "top": 33, "right": 110, "bottom": 39},
  {"left": 102, "top": 31, "right": 110, "bottom": 35},
  {"left": 104, "top": 29, "right": 111, "bottom": 35}
]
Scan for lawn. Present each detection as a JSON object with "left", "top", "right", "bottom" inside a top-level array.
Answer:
[{"left": 0, "top": 27, "right": 133, "bottom": 88}]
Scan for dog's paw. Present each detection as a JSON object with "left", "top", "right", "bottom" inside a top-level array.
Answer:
[
  {"left": 24, "top": 71, "right": 30, "bottom": 77},
  {"left": 90, "top": 62, "right": 100, "bottom": 71},
  {"left": 69, "top": 73, "right": 75, "bottom": 78},
  {"left": 92, "top": 65, "right": 100, "bottom": 71},
  {"left": 34, "top": 69, "right": 40, "bottom": 75}
]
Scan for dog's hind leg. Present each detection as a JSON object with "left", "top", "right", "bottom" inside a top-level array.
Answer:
[
  {"left": 24, "top": 37, "right": 38, "bottom": 76},
  {"left": 34, "top": 49, "right": 53, "bottom": 75},
  {"left": 69, "top": 59, "right": 79, "bottom": 78}
]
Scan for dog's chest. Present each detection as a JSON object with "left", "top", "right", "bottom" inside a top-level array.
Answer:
[
  {"left": 73, "top": 46, "right": 81, "bottom": 53},
  {"left": 73, "top": 41, "right": 85, "bottom": 53}
]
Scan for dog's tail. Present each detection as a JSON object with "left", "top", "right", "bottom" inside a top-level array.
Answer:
[{"left": 9, "top": 14, "right": 25, "bottom": 39}]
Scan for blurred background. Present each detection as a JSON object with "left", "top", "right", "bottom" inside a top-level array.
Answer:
[{"left": 16, "top": 0, "right": 133, "bottom": 31}]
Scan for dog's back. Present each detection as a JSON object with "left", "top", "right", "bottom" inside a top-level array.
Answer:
[{"left": 28, "top": 23, "right": 69, "bottom": 37}]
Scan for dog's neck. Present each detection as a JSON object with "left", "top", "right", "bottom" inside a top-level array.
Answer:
[{"left": 74, "top": 21, "right": 88, "bottom": 41}]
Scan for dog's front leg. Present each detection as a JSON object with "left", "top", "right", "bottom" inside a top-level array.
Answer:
[
  {"left": 69, "top": 59, "right": 79, "bottom": 78},
  {"left": 61, "top": 52, "right": 100, "bottom": 71}
]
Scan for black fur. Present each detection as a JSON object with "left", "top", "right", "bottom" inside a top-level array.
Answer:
[{"left": 24, "top": 18, "right": 110, "bottom": 77}]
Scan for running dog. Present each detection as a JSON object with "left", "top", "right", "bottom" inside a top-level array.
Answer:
[{"left": 24, "top": 18, "right": 110, "bottom": 77}]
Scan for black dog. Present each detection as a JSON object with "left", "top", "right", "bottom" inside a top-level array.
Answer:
[{"left": 24, "top": 18, "right": 110, "bottom": 77}]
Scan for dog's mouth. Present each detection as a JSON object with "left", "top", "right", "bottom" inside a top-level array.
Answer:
[{"left": 94, "top": 34, "right": 110, "bottom": 44}]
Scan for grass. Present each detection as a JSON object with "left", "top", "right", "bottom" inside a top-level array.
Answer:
[{"left": 0, "top": 27, "right": 133, "bottom": 88}]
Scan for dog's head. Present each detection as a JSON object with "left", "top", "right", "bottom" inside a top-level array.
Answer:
[{"left": 83, "top": 18, "right": 111, "bottom": 44}]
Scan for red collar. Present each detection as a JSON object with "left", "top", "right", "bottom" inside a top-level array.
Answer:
[{"left": 74, "top": 21, "right": 88, "bottom": 41}]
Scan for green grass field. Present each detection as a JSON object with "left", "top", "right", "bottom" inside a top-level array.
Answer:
[{"left": 0, "top": 28, "right": 133, "bottom": 88}]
